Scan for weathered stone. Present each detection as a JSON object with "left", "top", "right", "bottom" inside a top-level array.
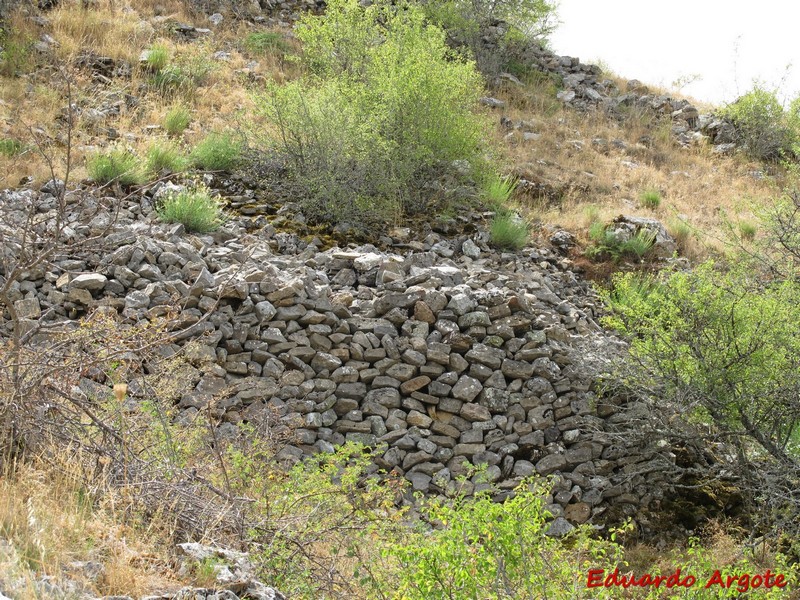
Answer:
[
  {"left": 459, "top": 402, "right": 491, "bottom": 422},
  {"left": 71, "top": 273, "right": 107, "bottom": 291},
  {"left": 452, "top": 375, "right": 483, "bottom": 402}
]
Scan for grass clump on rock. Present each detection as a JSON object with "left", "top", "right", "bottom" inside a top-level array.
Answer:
[{"left": 156, "top": 184, "right": 225, "bottom": 233}]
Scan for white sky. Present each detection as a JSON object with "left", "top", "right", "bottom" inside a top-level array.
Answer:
[{"left": 549, "top": 0, "right": 800, "bottom": 107}]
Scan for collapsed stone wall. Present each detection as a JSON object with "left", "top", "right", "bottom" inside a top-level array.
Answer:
[{"left": 0, "top": 183, "right": 689, "bottom": 532}]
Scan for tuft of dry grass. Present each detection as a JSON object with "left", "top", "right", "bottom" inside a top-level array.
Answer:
[{"left": 0, "top": 453, "right": 182, "bottom": 599}]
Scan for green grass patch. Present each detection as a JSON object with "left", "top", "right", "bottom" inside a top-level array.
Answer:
[
  {"left": 639, "top": 188, "right": 662, "bottom": 210},
  {"left": 190, "top": 132, "right": 242, "bottom": 171},
  {"left": 150, "top": 56, "right": 213, "bottom": 98},
  {"left": 482, "top": 174, "right": 517, "bottom": 208},
  {"left": 587, "top": 222, "right": 656, "bottom": 261},
  {"left": 0, "top": 138, "right": 25, "bottom": 157},
  {"left": 156, "top": 184, "right": 225, "bottom": 233},
  {"left": 164, "top": 105, "right": 191, "bottom": 137},
  {"left": 86, "top": 148, "right": 145, "bottom": 186},
  {"left": 244, "top": 31, "right": 290, "bottom": 56},
  {"left": 739, "top": 221, "right": 758, "bottom": 241},
  {"left": 145, "top": 142, "right": 189, "bottom": 175},
  {"left": 668, "top": 219, "right": 693, "bottom": 249},
  {"left": 144, "top": 43, "right": 169, "bottom": 72},
  {"left": 490, "top": 210, "right": 528, "bottom": 250}
]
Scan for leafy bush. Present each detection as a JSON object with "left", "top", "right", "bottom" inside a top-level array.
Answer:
[
  {"left": 0, "top": 138, "right": 24, "bottom": 157},
  {"left": 259, "top": 0, "right": 488, "bottom": 229},
  {"left": 163, "top": 105, "right": 191, "bottom": 136},
  {"left": 640, "top": 188, "right": 661, "bottom": 210},
  {"left": 244, "top": 31, "right": 290, "bottom": 56},
  {"left": 86, "top": 147, "right": 145, "bottom": 185},
  {"left": 374, "top": 478, "right": 625, "bottom": 599},
  {"left": 490, "top": 210, "right": 528, "bottom": 250},
  {"left": 720, "top": 85, "right": 797, "bottom": 161},
  {"left": 604, "top": 262, "right": 800, "bottom": 486},
  {"left": 190, "top": 132, "right": 242, "bottom": 171},
  {"left": 156, "top": 184, "right": 224, "bottom": 232},
  {"left": 145, "top": 141, "right": 188, "bottom": 175}
]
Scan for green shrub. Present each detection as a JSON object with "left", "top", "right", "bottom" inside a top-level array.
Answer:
[
  {"left": 190, "top": 132, "right": 242, "bottom": 171},
  {"left": 720, "top": 85, "right": 796, "bottom": 161},
  {"left": 143, "top": 43, "right": 169, "bottom": 72},
  {"left": 244, "top": 31, "right": 290, "bottom": 56},
  {"left": 0, "top": 138, "right": 24, "bottom": 157},
  {"left": 483, "top": 173, "right": 517, "bottom": 208},
  {"left": 86, "top": 147, "right": 145, "bottom": 185},
  {"left": 259, "top": 0, "right": 488, "bottom": 229},
  {"left": 156, "top": 184, "right": 224, "bottom": 232},
  {"left": 604, "top": 262, "right": 800, "bottom": 478},
  {"left": 373, "top": 478, "right": 626, "bottom": 599},
  {"left": 639, "top": 188, "right": 661, "bottom": 210},
  {"left": 145, "top": 142, "right": 188, "bottom": 175},
  {"left": 163, "top": 105, "right": 191, "bottom": 136},
  {"left": 490, "top": 210, "right": 528, "bottom": 250}
]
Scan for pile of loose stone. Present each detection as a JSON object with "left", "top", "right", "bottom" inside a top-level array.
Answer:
[{"left": 1, "top": 181, "right": 685, "bottom": 535}]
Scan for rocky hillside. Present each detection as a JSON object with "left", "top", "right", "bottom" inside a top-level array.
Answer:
[{"left": 1, "top": 0, "right": 798, "bottom": 598}]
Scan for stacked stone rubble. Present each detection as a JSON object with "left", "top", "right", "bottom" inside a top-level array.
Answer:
[{"left": 0, "top": 185, "right": 681, "bottom": 529}]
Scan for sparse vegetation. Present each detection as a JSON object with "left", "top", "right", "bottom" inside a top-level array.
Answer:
[
  {"left": 244, "top": 31, "right": 290, "bottom": 56},
  {"left": 164, "top": 105, "right": 192, "bottom": 136},
  {"left": 156, "top": 184, "right": 224, "bottom": 232},
  {"left": 6, "top": 0, "right": 800, "bottom": 596},
  {"left": 190, "top": 132, "right": 242, "bottom": 171},
  {"left": 86, "top": 147, "right": 145, "bottom": 186}
]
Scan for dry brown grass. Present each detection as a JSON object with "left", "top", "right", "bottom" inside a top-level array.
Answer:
[
  {"left": 492, "top": 78, "right": 776, "bottom": 259},
  {"left": 0, "top": 453, "right": 182, "bottom": 599},
  {"left": 0, "top": 0, "right": 294, "bottom": 188}
]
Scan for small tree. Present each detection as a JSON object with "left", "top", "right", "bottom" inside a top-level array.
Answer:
[
  {"left": 720, "top": 85, "right": 796, "bottom": 161},
  {"left": 258, "top": 0, "right": 488, "bottom": 230}
]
